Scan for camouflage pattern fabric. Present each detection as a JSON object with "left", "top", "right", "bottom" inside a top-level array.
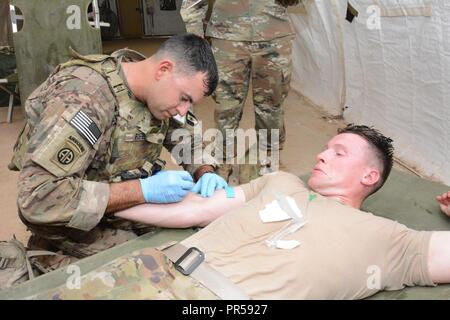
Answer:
[
  {"left": 212, "top": 36, "right": 293, "bottom": 155},
  {"left": 33, "top": 248, "right": 219, "bottom": 300},
  {"left": 180, "top": 0, "right": 209, "bottom": 36},
  {"left": 16, "top": 64, "right": 115, "bottom": 232},
  {"left": 181, "top": 0, "right": 295, "bottom": 41},
  {"left": 25, "top": 224, "right": 145, "bottom": 259},
  {"left": 11, "top": 49, "right": 208, "bottom": 259}
]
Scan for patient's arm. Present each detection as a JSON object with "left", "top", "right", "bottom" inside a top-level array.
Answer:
[
  {"left": 114, "top": 187, "right": 246, "bottom": 228},
  {"left": 426, "top": 191, "right": 450, "bottom": 283},
  {"left": 427, "top": 231, "right": 450, "bottom": 283},
  {"left": 436, "top": 191, "right": 450, "bottom": 217},
  {"left": 114, "top": 172, "right": 284, "bottom": 228}
]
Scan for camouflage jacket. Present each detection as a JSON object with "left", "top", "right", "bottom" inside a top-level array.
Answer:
[
  {"left": 14, "top": 49, "right": 208, "bottom": 232},
  {"left": 181, "top": 0, "right": 295, "bottom": 41}
]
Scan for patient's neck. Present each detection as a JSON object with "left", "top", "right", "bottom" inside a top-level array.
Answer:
[
  {"left": 309, "top": 184, "right": 364, "bottom": 209},
  {"left": 330, "top": 195, "right": 362, "bottom": 209},
  {"left": 313, "top": 191, "right": 362, "bottom": 209}
]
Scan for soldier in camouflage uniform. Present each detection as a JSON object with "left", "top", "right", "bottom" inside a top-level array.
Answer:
[
  {"left": 181, "top": 0, "right": 300, "bottom": 179},
  {"left": 9, "top": 34, "right": 226, "bottom": 264}
]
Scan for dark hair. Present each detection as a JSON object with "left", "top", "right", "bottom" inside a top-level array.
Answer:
[
  {"left": 155, "top": 33, "right": 218, "bottom": 96},
  {"left": 338, "top": 124, "right": 394, "bottom": 194}
]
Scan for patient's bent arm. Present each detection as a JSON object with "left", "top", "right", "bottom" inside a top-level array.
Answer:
[
  {"left": 436, "top": 191, "right": 450, "bottom": 217},
  {"left": 427, "top": 231, "right": 450, "bottom": 283},
  {"left": 114, "top": 187, "right": 246, "bottom": 228}
]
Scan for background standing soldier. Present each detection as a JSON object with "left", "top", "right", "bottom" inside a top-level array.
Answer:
[{"left": 181, "top": 0, "right": 300, "bottom": 180}]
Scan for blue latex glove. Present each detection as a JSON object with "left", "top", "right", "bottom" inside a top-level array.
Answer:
[
  {"left": 139, "top": 170, "right": 194, "bottom": 203},
  {"left": 192, "top": 173, "right": 228, "bottom": 198}
]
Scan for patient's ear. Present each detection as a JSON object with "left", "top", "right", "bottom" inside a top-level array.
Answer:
[{"left": 361, "top": 168, "right": 380, "bottom": 187}]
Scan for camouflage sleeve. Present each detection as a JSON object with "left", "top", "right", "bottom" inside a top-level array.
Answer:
[
  {"left": 180, "top": 0, "right": 209, "bottom": 36},
  {"left": 163, "top": 111, "right": 217, "bottom": 176},
  {"left": 17, "top": 68, "right": 116, "bottom": 232}
]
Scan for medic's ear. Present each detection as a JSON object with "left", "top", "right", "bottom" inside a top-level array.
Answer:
[{"left": 155, "top": 59, "right": 174, "bottom": 79}]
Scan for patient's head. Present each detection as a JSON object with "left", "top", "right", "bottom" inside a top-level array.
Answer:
[{"left": 308, "top": 124, "right": 394, "bottom": 208}]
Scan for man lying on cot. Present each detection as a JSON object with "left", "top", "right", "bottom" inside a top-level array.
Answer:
[{"left": 41, "top": 124, "right": 450, "bottom": 300}]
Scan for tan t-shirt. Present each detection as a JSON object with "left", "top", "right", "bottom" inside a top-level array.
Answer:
[{"left": 182, "top": 171, "right": 435, "bottom": 299}]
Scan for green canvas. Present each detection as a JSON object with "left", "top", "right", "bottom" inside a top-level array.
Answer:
[{"left": 10, "top": 0, "right": 101, "bottom": 104}]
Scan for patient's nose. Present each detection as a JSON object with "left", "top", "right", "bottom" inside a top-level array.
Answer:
[
  {"left": 316, "top": 150, "right": 327, "bottom": 163},
  {"left": 316, "top": 149, "right": 332, "bottom": 163}
]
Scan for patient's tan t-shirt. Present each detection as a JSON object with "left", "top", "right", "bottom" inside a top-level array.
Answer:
[{"left": 182, "top": 171, "right": 435, "bottom": 299}]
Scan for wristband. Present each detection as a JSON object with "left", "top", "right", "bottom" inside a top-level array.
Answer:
[{"left": 225, "top": 186, "right": 235, "bottom": 198}]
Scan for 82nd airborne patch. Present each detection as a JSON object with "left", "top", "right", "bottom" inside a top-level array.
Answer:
[
  {"left": 57, "top": 148, "right": 75, "bottom": 165},
  {"left": 51, "top": 135, "right": 87, "bottom": 172}
]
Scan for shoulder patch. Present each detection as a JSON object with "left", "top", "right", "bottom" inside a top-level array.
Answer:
[
  {"left": 69, "top": 110, "right": 101, "bottom": 147},
  {"left": 50, "top": 135, "right": 87, "bottom": 172}
]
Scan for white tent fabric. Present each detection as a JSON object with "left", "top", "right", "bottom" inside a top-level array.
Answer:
[
  {"left": 290, "top": 0, "right": 450, "bottom": 185},
  {"left": 290, "top": 0, "right": 346, "bottom": 115}
]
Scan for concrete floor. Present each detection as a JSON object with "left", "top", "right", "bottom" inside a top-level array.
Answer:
[{"left": 0, "top": 38, "right": 348, "bottom": 243}]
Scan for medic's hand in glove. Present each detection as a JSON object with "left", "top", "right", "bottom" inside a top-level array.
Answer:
[
  {"left": 192, "top": 172, "right": 228, "bottom": 197},
  {"left": 139, "top": 170, "right": 194, "bottom": 203}
]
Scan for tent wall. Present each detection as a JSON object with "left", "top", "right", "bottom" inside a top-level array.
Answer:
[
  {"left": 290, "top": 0, "right": 346, "bottom": 116},
  {"left": 10, "top": 0, "right": 102, "bottom": 103},
  {"left": 289, "top": 0, "right": 450, "bottom": 185}
]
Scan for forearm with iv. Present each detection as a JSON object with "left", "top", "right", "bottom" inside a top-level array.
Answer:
[{"left": 114, "top": 187, "right": 246, "bottom": 228}]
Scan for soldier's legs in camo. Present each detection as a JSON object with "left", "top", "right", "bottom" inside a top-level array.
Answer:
[
  {"left": 54, "top": 227, "right": 139, "bottom": 258},
  {"left": 211, "top": 39, "right": 252, "bottom": 172},
  {"left": 251, "top": 36, "right": 293, "bottom": 152},
  {"left": 33, "top": 248, "right": 219, "bottom": 300},
  {"left": 28, "top": 224, "right": 139, "bottom": 260}
]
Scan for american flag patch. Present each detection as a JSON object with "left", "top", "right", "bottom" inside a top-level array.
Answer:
[{"left": 69, "top": 110, "right": 101, "bottom": 147}]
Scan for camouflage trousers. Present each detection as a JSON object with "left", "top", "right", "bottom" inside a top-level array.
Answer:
[
  {"left": 23, "top": 213, "right": 159, "bottom": 271},
  {"left": 33, "top": 247, "right": 219, "bottom": 300},
  {"left": 211, "top": 36, "right": 293, "bottom": 158}
]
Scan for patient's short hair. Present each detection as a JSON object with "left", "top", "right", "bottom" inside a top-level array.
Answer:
[{"left": 338, "top": 124, "right": 394, "bottom": 194}]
